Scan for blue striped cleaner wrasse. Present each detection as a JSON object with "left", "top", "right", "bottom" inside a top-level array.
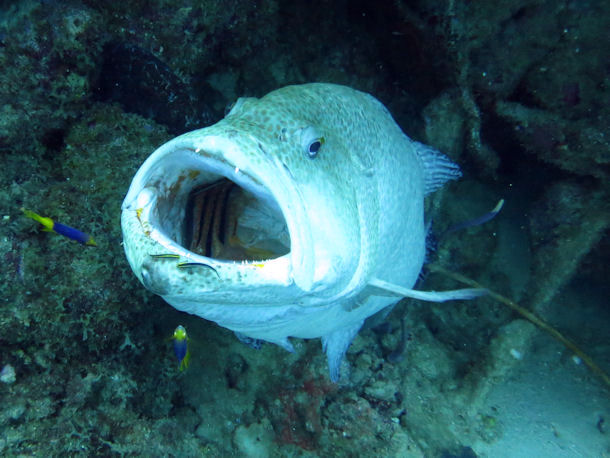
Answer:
[{"left": 21, "top": 208, "right": 96, "bottom": 246}]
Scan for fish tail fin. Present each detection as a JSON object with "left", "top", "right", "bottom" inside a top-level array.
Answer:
[
  {"left": 180, "top": 348, "right": 191, "bottom": 371},
  {"left": 443, "top": 199, "right": 505, "bottom": 236},
  {"left": 21, "top": 208, "right": 54, "bottom": 231}
]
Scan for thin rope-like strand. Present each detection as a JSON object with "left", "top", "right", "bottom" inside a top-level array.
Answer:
[{"left": 428, "top": 263, "right": 610, "bottom": 389}]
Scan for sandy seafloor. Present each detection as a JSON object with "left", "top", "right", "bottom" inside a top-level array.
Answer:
[
  {"left": 0, "top": 0, "right": 608, "bottom": 456},
  {"left": 472, "top": 280, "right": 610, "bottom": 457}
]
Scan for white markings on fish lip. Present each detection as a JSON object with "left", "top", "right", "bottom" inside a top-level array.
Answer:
[
  {"left": 188, "top": 145, "right": 264, "bottom": 189},
  {"left": 135, "top": 187, "right": 155, "bottom": 209}
]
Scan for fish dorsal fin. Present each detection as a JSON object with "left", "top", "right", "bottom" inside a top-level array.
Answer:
[
  {"left": 367, "top": 277, "right": 486, "bottom": 302},
  {"left": 412, "top": 141, "right": 462, "bottom": 195}
]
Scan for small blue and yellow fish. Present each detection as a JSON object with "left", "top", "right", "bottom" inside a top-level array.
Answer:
[
  {"left": 171, "top": 325, "right": 190, "bottom": 371},
  {"left": 21, "top": 208, "right": 96, "bottom": 246}
]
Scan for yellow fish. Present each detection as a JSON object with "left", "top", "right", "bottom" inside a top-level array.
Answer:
[{"left": 171, "top": 325, "right": 190, "bottom": 371}]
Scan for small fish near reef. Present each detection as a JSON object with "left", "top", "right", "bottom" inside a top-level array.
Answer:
[
  {"left": 121, "top": 83, "right": 484, "bottom": 381},
  {"left": 21, "top": 208, "right": 96, "bottom": 246},
  {"left": 171, "top": 325, "right": 190, "bottom": 371}
]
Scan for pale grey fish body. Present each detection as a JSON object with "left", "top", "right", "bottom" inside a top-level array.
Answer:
[{"left": 121, "top": 83, "right": 468, "bottom": 381}]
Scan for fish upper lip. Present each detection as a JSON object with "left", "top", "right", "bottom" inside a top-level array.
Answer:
[{"left": 122, "top": 130, "right": 315, "bottom": 290}]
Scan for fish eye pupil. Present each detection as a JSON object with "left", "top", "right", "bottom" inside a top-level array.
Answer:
[{"left": 308, "top": 140, "right": 321, "bottom": 157}]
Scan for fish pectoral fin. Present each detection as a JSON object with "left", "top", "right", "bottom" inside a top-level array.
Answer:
[
  {"left": 367, "top": 278, "right": 487, "bottom": 302},
  {"left": 322, "top": 321, "right": 363, "bottom": 382}
]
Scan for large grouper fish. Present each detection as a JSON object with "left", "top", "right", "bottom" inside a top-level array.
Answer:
[{"left": 121, "top": 83, "right": 483, "bottom": 381}]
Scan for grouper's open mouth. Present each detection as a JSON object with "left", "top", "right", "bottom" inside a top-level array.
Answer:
[{"left": 122, "top": 133, "right": 316, "bottom": 291}]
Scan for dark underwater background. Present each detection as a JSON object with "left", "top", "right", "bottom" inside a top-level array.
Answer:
[{"left": 0, "top": 0, "right": 608, "bottom": 456}]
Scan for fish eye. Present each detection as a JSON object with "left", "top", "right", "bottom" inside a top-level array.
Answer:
[
  {"left": 300, "top": 126, "right": 324, "bottom": 159},
  {"left": 307, "top": 139, "right": 323, "bottom": 158}
]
